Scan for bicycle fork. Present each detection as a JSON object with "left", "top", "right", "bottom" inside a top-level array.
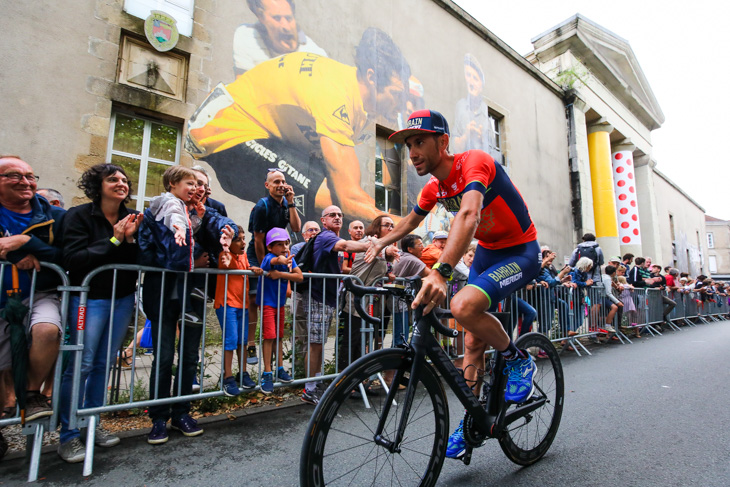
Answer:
[{"left": 372, "top": 342, "right": 425, "bottom": 454}]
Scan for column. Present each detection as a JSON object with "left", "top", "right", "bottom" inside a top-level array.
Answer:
[
  {"left": 587, "top": 122, "right": 620, "bottom": 259},
  {"left": 565, "top": 93, "right": 596, "bottom": 241},
  {"left": 611, "top": 142, "right": 642, "bottom": 259}
]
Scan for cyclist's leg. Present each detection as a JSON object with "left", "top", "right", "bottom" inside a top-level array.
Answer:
[
  {"left": 450, "top": 242, "right": 540, "bottom": 354},
  {"left": 463, "top": 330, "right": 487, "bottom": 392},
  {"left": 452, "top": 242, "right": 541, "bottom": 401}
]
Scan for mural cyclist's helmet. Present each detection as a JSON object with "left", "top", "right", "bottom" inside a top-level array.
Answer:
[{"left": 389, "top": 109, "right": 450, "bottom": 144}]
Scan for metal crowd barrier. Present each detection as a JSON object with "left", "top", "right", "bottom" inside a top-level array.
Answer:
[
  {"left": 0, "top": 261, "right": 71, "bottom": 482},
  {"left": 66, "top": 264, "right": 359, "bottom": 476},
  {"left": 5, "top": 258, "right": 729, "bottom": 481}
]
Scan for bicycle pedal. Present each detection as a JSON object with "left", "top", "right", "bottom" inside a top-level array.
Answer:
[{"left": 461, "top": 447, "right": 473, "bottom": 465}]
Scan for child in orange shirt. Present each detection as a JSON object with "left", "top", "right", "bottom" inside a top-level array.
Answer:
[{"left": 215, "top": 226, "right": 262, "bottom": 396}]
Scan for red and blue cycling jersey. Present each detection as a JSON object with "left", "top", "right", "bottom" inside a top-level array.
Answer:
[{"left": 414, "top": 150, "right": 537, "bottom": 249}]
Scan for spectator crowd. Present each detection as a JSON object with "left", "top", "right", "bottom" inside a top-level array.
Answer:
[{"left": 0, "top": 155, "right": 727, "bottom": 463}]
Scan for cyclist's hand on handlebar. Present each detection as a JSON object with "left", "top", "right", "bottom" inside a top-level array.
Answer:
[
  {"left": 364, "top": 236, "right": 384, "bottom": 263},
  {"left": 412, "top": 271, "right": 448, "bottom": 314}
]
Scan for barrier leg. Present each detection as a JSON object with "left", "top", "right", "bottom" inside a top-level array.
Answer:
[
  {"left": 615, "top": 329, "right": 632, "bottom": 344},
  {"left": 683, "top": 318, "right": 696, "bottom": 327},
  {"left": 83, "top": 414, "right": 98, "bottom": 476},
  {"left": 357, "top": 382, "right": 371, "bottom": 409},
  {"left": 665, "top": 320, "right": 681, "bottom": 331},
  {"left": 573, "top": 337, "right": 591, "bottom": 355},
  {"left": 645, "top": 324, "right": 662, "bottom": 336},
  {"left": 25, "top": 422, "right": 44, "bottom": 482}
]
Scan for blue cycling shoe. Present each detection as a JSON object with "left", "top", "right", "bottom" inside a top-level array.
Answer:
[
  {"left": 504, "top": 354, "right": 537, "bottom": 403},
  {"left": 445, "top": 419, "right": 466, "bottom": 459}
]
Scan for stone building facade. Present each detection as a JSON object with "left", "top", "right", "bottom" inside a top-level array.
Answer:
[
  {"left": 0, "top": 1, "right": 708, "bottom": 270},
  {"left": 526, "top": 14, "right": 708, "bottom": 271}
]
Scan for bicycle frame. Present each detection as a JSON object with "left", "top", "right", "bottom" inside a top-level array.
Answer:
[{"left": 372, "top": 307, "right": 548, "bottom": 453}]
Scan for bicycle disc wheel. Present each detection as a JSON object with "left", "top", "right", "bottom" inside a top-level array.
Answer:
[
  {"left": 498, "top": 332, "right": 564, "bottom": 466},
  {"left": 300, "top": 348, "right": 449, "bottom": 487}
]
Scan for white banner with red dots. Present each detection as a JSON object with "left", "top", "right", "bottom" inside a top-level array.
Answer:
[{"left": 612, "top": 150, "right": 641, "bottom": 245}]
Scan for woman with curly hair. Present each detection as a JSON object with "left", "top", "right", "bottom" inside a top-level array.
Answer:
[{"left": 57, "top": 163, "right": 142, "bottom": 463}]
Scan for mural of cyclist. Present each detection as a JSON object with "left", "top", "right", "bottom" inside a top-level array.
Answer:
[{"left": 187, "top": 27, "right": 410, "bottom": 223}]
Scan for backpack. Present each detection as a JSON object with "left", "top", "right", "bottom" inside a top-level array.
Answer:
[
  {"left": 577, "top": 245, "right": 599, "bottom": 274},
  {"left": 295, "top": 233, "right": 319, "bottom": 273}
]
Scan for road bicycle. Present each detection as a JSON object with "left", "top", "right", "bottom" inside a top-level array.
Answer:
[{"left": 300, "top": 276, "right": 564, "bottom": 486}]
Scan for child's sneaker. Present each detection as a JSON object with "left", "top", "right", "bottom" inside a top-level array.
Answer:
[
  {"left": 277, "top": 367, "right": 293, "bottom": 383},
  {"left": 223, "top": 376, "right": 240, "bottom": 397},
  {"left": 147, "top": 420, "right": 169, "bottom": 445},
  {"left": 238, "top": 371, "right": 256, "bottom": 389},
  {"left": 261, "top": 372, "right": 274, "bottom": 394},
  {"left": 503, "top": 354, "right": 537, "bottom": 403},
  {"left": 247, "top": 345, "right": 258, "bottom": 365},
  {"left": 170, "top": 414, "right": 203, "bottom": 437}
]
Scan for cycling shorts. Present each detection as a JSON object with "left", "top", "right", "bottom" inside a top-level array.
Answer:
[{"left": 467, "top": 240, "right": 541, "bottom": 311}]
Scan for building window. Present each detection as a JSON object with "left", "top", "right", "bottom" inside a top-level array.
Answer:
[
  {"left": 707, "top": 232, "right": 715, "bottom": 249},
  {"left": 374, "top": 134, "right": 402, "bottom": 216},
  {"left": 107, "top": 111, "right": 181, "bottom": 212},
  {"left": 709, "top": 255, "right": 717, "bottom": 274},
  {"left": 124, "top": 0, "right": 195, "bottom": 37},
  {"left": 488, "top": 111, "right": 504, "bottom": 164}
]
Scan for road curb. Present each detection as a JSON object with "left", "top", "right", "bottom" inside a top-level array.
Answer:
[{"left": 2, "top": 394, "right": 309, "bottom": 462}]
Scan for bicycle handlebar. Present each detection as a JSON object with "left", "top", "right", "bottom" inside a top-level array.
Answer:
[{"left": 342, "top": 277, "right": 458, "bottom": 338}]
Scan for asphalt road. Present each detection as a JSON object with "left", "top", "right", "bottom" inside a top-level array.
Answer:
[{"left": 2, "top": 321, "right": 730, "bottom": 486}]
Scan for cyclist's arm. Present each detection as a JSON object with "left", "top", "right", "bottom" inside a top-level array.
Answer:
[
  {"left": 364, "top": 210, "right": 424, "bottom": 262},
  {"left": 436, "top": 190, "right": 482, "bottom": 268}
]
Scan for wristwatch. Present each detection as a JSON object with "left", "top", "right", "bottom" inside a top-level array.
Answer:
[{"left": 432, "top": 262, "right": 453, "bottom": 281}]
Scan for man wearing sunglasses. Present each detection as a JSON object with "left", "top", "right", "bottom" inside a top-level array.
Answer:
[
  {"left": 365, "top": 110, "right": 541, "bottom": 459},
  {"left": 300, "top": 205, "right": 370, "bottom": 405},
  {"left": 0, "top": 155, "right": 66, "bottom": 436}
]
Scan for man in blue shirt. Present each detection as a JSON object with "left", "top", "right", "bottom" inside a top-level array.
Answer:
[
  {"left": 300, "top": 205, "right": 369, "bottom": 405},
  {"left": 0, "top": 155, "right": 65, "bottom": 431},
  {"left": 246, "top": 170, "right": 301, "bottom": 363}
]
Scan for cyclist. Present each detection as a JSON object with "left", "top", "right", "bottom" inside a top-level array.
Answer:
[{"left": 366, "top": 109, "right": 541, "bottom": 459}]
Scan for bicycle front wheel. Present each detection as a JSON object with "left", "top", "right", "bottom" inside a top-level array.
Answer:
[
  {"left": 499, "top": 332, "right": 564, "bottom": 466},
  {"left": 300, "top": 348, "right": 449, "bottom": 487}
]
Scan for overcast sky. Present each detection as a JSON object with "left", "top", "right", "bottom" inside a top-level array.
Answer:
[{"left": 454, "top": 0, "right": 730, "bottom": 220}]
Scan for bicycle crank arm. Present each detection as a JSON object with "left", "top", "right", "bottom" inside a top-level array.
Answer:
[{"left": 461, "top": 446, "right": 473, "bottom": 465}]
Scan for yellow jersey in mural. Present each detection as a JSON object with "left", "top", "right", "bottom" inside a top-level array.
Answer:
[{"left": 186, "top": 52, "right": 367, "bottom": 156}]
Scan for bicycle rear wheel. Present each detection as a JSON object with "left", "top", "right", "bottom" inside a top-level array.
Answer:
[
  {"left": 498, "top": 332, "right": 564, "bottom": 466},
  {"left": 300, "top": 348, "right": 449, "bottom": 487}
]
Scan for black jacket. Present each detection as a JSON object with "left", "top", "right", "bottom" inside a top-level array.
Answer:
[
  {"left": 205, "top": 197, "right": 227, "bottom": 217},
  {"left": 62, "top": 202, "right": 139, "bottom": 299}
]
